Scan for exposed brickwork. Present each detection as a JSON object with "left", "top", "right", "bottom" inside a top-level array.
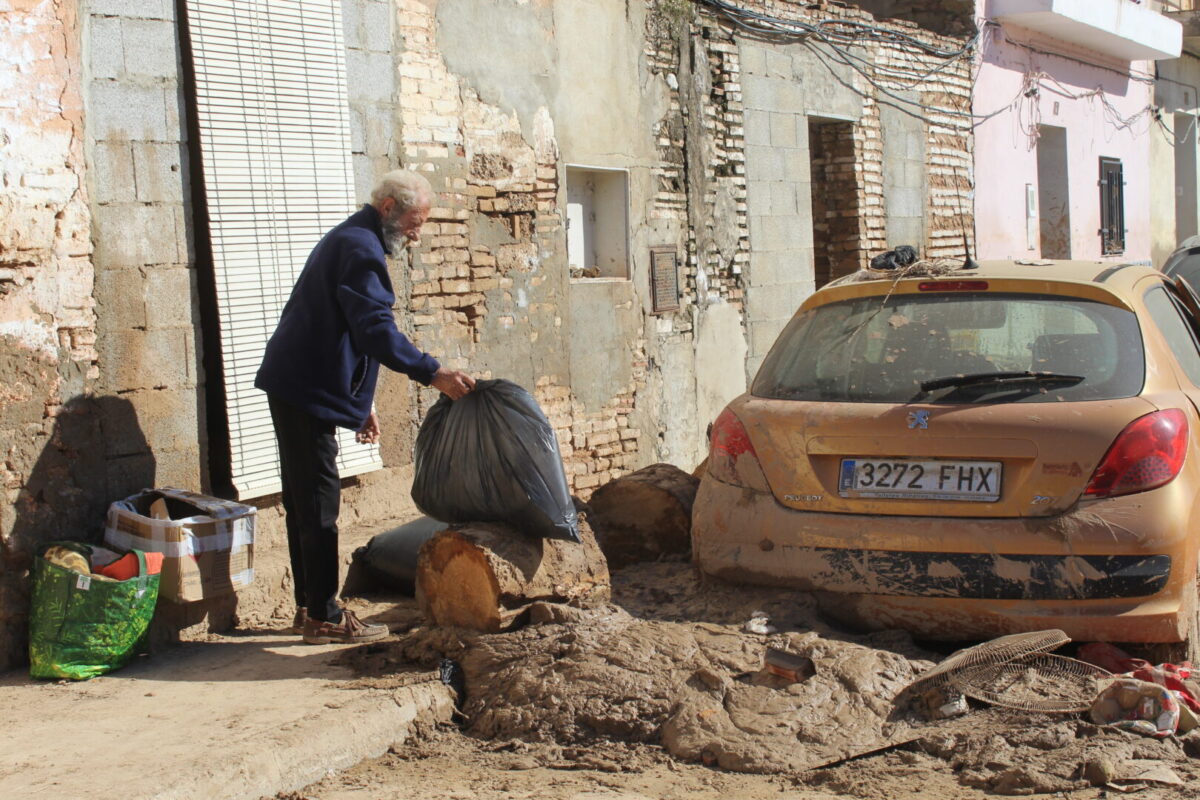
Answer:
[
  {"left": 695, "top": 1, "right": 975, "bottom": 265},
  {"left": 394, "top": 0, "right": 645, "bottom": 497},
  {"left": 809, "top": 119, "right": 863, "bottom": 285},
  {"left": 0, "top": 0, "right": 94, "bottom": 669}
]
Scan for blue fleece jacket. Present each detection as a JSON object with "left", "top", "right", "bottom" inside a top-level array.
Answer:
[{"left": 255, "top": 204, "right": 440, "bottom": 429}]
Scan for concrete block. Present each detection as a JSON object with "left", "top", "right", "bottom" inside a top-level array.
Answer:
[
  {"left": 99, "top": 328, "right": 191, "bottom": 392},
  {"left": 780, "top": 151, "right": 811, "bottom": 184},
  {"left": 748, "top": 318, "right": 789, "bottom": 359},
  {"left": 105, "top": 452, "right": 158, "bottom": 504},
  {"left": 94, "top": 266, "right": 147, "bottom": 331},
  {"left": 144, "top": 267, "right": 195, "bottom": 328},
  {"left": 742, "top": 74, "right": 804, "bottom": 114},
  {"left": 887, "top": 186, "right": 925, "bottom": 220},
  {"left": 746, "top": 355, "right": 765, "bottom": 384},
  {"left": 751, "top": 216, "right": 807, "bottom": 254},
  {"left": 341, "top": 0, "right": 365, "bottom": 48},
  {"left": 165, "top": 84, "right": 185, "bottom": 140},
  {"left": 89, "top": 0, "right": 168, "bottom": 19},
  {"left": 361, "top": 0, "right": 392, "bottom": 52},
  {"left": 746, "top": 283, "right": 805, "bottom": 321},
  {"left": 349, "top": 106, "right": 366, "bottom": 153},
  {"left": 770, "top": 112, "right": 798, "bottom": 149},
  {"left": 346, "top": 49, "right": 393, "bottom": 103},
  {"left": 93, "top": 202, "right": 178, "bottom": 267},
  {"left": 363, "top": 105, "right": 395, "bottom": 158},
  {"left": 744, "top": 144, "right": 785, "bottom": 183},
  {"left": 738, "top": 42, "right": 766, "bottom": 77},
  {"left": 132, "top": 387, "right": 202, "bottom": 456},
  {"left": 121, "top": 18, "right": 180, "bottom": 80},
  {"left": 88, "top": 15, "right": 124, "bottom": 80},
  {"left": 150, "top": 445, "right": 203, "bottom": 490},
  {"left": 769, "top": 181, "right": 799, "bottom": 217},
  {"left": 748, "top": 248, "right": 813, "bottom": 287},
  {"left": 765, "top": 50, "right": 792, "bottom": 81},
  {"left": 91, "top": 142, "right": 136, "bottom": 204},
  {"left": 173, "top": 202, "right": 193, "bottom": 264},
  {"left": 743, "top": 109, "right": 771, "bottom": 147},
  {"left": 132, "top": 141, "right": 185, "bottom": 203},
  {"left": 88, "top": 82, "right": 170, "bottom": 142},
  {"left": 745, "top": 184, "right": 771, "bottom": 219}
]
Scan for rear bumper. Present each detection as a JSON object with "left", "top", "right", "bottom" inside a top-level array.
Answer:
[{"left": 692, "top": 477, "right": 1195, "bottom": 642}]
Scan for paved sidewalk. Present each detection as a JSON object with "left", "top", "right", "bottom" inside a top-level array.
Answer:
[{"left": 0, "top": 616, "right": 452, "bottom": 800}]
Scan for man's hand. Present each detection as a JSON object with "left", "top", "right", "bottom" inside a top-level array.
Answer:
[
  {"left": 430, "top": 367, "right": 475, "bottom": 400},
  {"left": 356, "top": 410, "right": 381, "bottom": 444}
]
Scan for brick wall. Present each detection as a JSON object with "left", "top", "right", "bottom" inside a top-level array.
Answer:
[
  {"left": 393, "top": 0, "right": 647, "bottom": 497},
  {"left": 0, "top": 0, "right": 94, "bottom": 668}
]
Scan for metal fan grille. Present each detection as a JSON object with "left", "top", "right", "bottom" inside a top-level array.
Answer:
[
  {"left": 947, "top": 653, "right": 1112, "bottom": 713},
  {"left": 909, "top": 629, "right": 1070, "bottom": 689}
]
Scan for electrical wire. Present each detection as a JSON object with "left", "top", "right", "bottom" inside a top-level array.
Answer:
[{"left": 690, "top": 0, "right": 1193, "bottom": 147}]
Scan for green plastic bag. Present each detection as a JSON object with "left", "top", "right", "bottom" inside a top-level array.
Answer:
[{"left": 29, "top": 541, "right": 160, "bottom": 680}]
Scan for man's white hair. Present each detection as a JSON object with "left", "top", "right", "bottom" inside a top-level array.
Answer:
[{"left": 371, "top": 169, "right": 433, "bottom": 212}]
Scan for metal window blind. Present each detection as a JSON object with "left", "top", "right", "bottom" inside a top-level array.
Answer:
[{"left": 184, "top": 0, "right": 382, "bottom": 498}]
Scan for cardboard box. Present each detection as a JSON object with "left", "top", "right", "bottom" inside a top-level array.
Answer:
[{"left": 104, "top": 488, "right": 255, "bottom": 604}]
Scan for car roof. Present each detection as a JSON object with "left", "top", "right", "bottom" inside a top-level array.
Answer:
[{"left": 812, "top": 258, "right": 1164, "bottom": 311}]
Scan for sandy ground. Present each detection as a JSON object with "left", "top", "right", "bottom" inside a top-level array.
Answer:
[{"left": 280, "top": 562, "right": 1200, "bottom": 800}]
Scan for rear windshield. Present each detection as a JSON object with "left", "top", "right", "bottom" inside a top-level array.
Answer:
[{"left": 752, "top": 292, "right": 1145, "bottom": 404}]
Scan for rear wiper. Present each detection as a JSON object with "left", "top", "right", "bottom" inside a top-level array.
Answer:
[{"left": 918, "top": 371, "right": 1085, "bottom": 395}]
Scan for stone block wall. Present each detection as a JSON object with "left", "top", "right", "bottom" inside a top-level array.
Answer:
[{"left": 85, "top": 0, "right": 201, "bottom": 497}]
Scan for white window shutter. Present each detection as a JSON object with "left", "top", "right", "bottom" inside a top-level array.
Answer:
[{"left": 185, "top": 0, "right": 383, "bottom": 498}]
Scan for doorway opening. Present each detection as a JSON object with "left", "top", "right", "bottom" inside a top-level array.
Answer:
[
  {"left": 809, "top": 118, "right": 859, "bottom": 288},
  {"left": 1036, "top": 124, "right": 1071, "bottom": 259},
  {"left": 1176, "top": 112, "right": 1198, "bottom": 244}
]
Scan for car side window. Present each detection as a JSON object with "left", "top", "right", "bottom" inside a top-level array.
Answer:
[{"left": 1144, "top": 284, "right": 1200, "bottom": 387}]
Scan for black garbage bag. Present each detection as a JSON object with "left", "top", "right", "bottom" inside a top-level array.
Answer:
[
  {"left": 412, "top": 378, "right": 581, "bottom": 542},
  {"left": 358, "top": 516, "right": 446, "bottom": 595},
  {"left": 869, "top": 244, "right": 918, "bottom": 270}
]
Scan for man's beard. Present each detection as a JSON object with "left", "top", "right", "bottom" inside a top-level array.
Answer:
[{"left": 381, "top": 212, "right": 409, "bottom": 252}]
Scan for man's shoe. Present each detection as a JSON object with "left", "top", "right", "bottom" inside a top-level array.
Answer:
[
  {"left": 302, "top": 609, "right": 388, "bottom": 645},
  {"left": 291, "top": 609, "right": 307, "bottom": 635}
]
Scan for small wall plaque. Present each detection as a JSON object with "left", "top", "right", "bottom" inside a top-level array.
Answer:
[{"left": 650, "top": 247, "right": 680, "bottom": 313}]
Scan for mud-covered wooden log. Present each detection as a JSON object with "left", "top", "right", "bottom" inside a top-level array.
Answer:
[
  {"left": 586, "top": 463, "right": 699, "bottom": 569},
  {"left": 415, "top": 518, "right": 610, "bottom": 632}
]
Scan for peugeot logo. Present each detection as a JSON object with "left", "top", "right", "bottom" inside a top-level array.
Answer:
[{"left": 907, "top": 410, "right": 930, "bottom": 430}]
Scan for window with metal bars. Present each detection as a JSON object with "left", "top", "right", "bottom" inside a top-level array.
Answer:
[{"left": 1099, "top": 157, "right": 1125, "bottom": 255}]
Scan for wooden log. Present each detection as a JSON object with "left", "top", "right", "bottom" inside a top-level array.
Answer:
[
  {"left": 415, "top": 517, "right": 610, "bottom": 632},
  {"left": 585, "top": 462, "right": 699, "bottom": 569}
]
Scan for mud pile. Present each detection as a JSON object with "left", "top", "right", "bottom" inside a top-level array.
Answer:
[
  {"left": 341, "top": 563, "right": 1200, "bottom": 793},
  {"left": 390, "top": 563, "right": 931, "bottom": 773}
]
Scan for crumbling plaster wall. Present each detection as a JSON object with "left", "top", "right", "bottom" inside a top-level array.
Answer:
[
  {"left": 0, "top": 0, "right": 94, "bottom": 668},
  {"left": 662, "top": 1, "right": 974, "bottom": 384},
  {"left": 394, "top": 0, "right": 704, "bottom": 489}
]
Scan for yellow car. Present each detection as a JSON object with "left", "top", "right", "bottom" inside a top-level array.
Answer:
[{"left": 693, "top": 260, "right": 1200, "bottom": 657}]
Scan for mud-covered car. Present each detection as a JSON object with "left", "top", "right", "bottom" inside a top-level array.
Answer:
[{"left": 693, "top": 260, "right": 1200, "bottom": 657}]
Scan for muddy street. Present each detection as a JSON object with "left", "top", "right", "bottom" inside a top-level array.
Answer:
[{"left": 281, "top": 563, "right": 1200, "bottom": 800}]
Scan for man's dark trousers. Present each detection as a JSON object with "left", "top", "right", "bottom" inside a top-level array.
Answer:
[{"left": 268, "top": 395, "right": 342, "bottom": 623}]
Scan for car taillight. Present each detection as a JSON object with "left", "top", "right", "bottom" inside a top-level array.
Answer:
[
  {"left": 707, "top": 408, "right": 770, "bottom": 491},
  {"left": 1084, "top": 409, "right": 1189, "bottom": 498}
]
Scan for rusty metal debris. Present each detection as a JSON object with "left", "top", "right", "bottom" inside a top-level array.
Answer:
[{"left": 905, "top": 629, "right": 1112, "bottom": 714}]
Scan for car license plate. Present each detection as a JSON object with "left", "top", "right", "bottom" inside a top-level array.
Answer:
[{"left": 838, "top": 459, "right": 1001, "bottom": 501}]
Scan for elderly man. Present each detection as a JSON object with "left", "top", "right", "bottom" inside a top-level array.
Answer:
[{"left": 256, "top": 169, "right": 474, "bottom": 644}]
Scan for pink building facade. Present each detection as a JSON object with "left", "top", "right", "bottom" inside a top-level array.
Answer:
[{"left": 973, "top": 0, "right": 1181, "bottom": 263}]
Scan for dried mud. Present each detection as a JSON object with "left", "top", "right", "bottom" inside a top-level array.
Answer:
[{"left": 332, "top": 562, "right": 1200, "bottom": 797}]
